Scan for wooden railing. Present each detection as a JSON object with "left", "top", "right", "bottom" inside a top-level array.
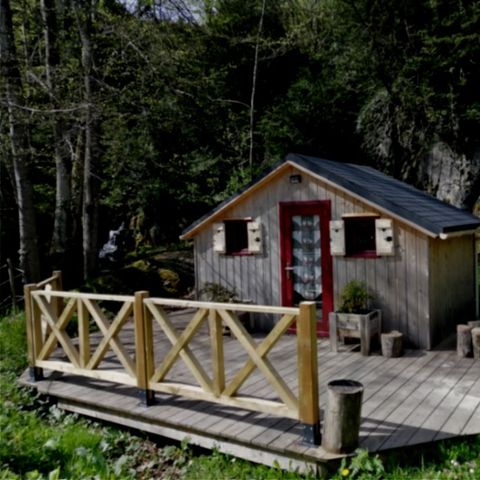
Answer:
[
  {"left": 24, "top": 273, "right": 320, "bottom": 444},
  {"left": 24, "top": 271, "right": 63, "bottom": 379}
]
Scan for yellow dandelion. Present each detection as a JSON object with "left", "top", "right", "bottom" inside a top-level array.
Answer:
[{"left": 341, "top": 468, "right": 350, "bottom": 476}]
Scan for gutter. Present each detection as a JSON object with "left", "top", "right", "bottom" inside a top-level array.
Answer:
[{"left": 438, "top": 228, "right": 479, "bottom": 240}]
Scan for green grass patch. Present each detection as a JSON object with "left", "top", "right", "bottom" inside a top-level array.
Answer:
[
  {"left": 328, "top": 440, "right": 480, "bottom": 479},
  {"left": 183, "top": 449, "right": 317, "bottom": 479}
]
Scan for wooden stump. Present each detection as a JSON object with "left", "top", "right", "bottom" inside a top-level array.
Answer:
[
  {"left": 322, "top": 379, "right": 363, "bottom": 454},
  {"left": 457, "top": 324, "right": 473, "bottom": 358},
  {"left": 472, "top": 327, "right": 480, "bottom": 359},
  {"left": 381, "top": 331, "right": 403, "bottom": 357},
  {"left": 468, "top": 320, "right": 480, "bottom": 329}
]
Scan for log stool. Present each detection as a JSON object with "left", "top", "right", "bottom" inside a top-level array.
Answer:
[
  {"left": 381, "top": 330, "right": 403, "bottom": 357},
  {"left": 472, "top": 327, "right": 480, "bottom": 359},
  {"left": 457, "top": 324, "right": 473, "bottom": 358},
  {"left": 322, "top": 379, "right": 364, "bottom": 454}
]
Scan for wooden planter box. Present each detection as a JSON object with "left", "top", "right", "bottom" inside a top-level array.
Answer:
[{"left": 329, "top": 310, "right": 382, "bottom": 356}]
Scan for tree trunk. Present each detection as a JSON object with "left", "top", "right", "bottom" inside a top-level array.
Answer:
[
  {"left": 0, "top": 0, "right": 41, "bottom": 282},
  {"left": 71, "top": 127, "right": 85, "bottom": 245},
  {"left": 248, "top": 0, "right": 266, "bottom": 179},
  {"left": 40, "top": 0, "right": 73, "bottom": 274},
  {"left": 74, "top": 0, "right": 99, "bottom": 280}
]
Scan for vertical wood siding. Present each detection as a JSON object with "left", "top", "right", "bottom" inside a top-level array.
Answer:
[
  {"left": 194, "top": 166, "right": 472, "bottom": 348},
  {"left": 428, "top": 236, "right": 476, "bottom": 348}
]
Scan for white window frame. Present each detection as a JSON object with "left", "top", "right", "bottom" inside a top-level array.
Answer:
[{"left": 213, "top": 219, "right": 262, "bottom": 255}]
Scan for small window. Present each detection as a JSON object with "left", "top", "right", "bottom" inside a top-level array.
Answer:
[
  {"left": 213, "top": 219, "right": 262, "bottom": 255},
  {"left": 225, "top": 220, "right": 249, "bottom": 254},
  {"left": 344, "top": 216, "right": 378, "bottom": 257}
]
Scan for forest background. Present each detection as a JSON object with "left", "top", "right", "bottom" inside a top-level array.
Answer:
[{"left": 1, "top": 0, "right": 480, "bottom": 287}]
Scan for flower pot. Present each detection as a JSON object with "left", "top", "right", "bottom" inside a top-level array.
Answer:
[{"left": 329, "top": 310, "right": 382, "bottom": 355}]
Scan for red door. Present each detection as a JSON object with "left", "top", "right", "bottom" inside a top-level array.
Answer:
[{"left": 280, "top": 201, "right": 333, "bottom": 336}]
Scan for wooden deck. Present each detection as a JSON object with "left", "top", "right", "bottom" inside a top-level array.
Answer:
[{"left": 21, "top": 309, "right": 480, "bottom": 474}]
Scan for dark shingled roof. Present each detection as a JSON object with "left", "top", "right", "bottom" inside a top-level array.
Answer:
[
  {"left": 288, "top": 154, "right": 480, "bottom": 235},
  {"left": 182, "top": 154, "right": 480, "bottom": 237}
]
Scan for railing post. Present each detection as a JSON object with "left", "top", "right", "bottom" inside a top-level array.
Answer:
[
  {"left": 78, "top": 299, "right": 90, "bottom": 368},
  {"left": 52, "top": 270, "right": 64, "bottom": 318},
  {"left": 24, "top": 284, "right": 43, "bottom": 381},
  {"left": 209, "top": 309, "right": 225, "bottom": 397},
  {"left": 134, "top": 291, "right": 155, "bottom": 406},
  {"left": 297, "top": 301, "right": 320, "bottom": 445}
]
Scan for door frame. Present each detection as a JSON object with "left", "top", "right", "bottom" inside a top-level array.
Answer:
[{"left": 279, "top": 200, "right": 333, "bottom": 335}]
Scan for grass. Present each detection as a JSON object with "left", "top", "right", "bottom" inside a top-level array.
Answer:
[{"left": 0, "top": 310, "right": 479, "bottom": 479}]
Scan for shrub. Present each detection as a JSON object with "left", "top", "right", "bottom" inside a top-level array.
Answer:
[{"left": 338, "top": 281, "right": 373, "bottom": 313}]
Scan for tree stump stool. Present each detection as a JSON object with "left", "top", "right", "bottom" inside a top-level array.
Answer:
[
  {"left": 468, "top": 320, "right": 480, "bottom": 329},
  {"left": 472, "top": 327, "right": 480, "bottom": 359},
  {"left": 322, "top": 379, "right": 364, "bottom": 454},
  {"left": 457, "top": 324, "right": 473, "bottom": 358},
  {"left": 381, "top": 330, "right": 403, "bottom": 357}
]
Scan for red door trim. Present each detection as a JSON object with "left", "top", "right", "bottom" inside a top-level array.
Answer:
[{"left": 279, "top": 200, "right": 333, "bottom": 336}]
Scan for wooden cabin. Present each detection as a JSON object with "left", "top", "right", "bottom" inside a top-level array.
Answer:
[{"left": 181, "top": 154, "right": 480, "bottom": 349}]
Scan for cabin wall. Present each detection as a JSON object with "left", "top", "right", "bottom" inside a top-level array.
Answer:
[
  {"left": 328, "top": 193, "right": 431, "bottom": 349},
  {"left": 428, "top": 235, "right": 476, "bottom": 347},
  {"left": 194, "top": 165, "right": 433, "bottom": 347}
]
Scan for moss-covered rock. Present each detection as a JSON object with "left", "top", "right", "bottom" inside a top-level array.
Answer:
[
  {"left": 158, "top": 268, "right": 180, "bottom": 295},
  {"left": 85, "top": 251, "right": 193, "bottom": 298}
]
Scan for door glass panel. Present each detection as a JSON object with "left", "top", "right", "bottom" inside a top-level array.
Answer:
[{"left": 291, "top": 215, "right": 322, "bottom": 313}]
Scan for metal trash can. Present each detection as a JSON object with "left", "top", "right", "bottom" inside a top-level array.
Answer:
[{"left": 322, "top": 379, "right": 364, "bottom": 454}]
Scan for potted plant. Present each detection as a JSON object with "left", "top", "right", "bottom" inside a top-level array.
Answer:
[{"left": 329, "top": 280, "right": 381, "bottom": 356}]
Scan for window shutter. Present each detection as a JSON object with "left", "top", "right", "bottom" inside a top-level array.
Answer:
[
  {"left": 213, "top": 223, "right": 226, "bottom": 253},
  {"left": 329, "top": 220, "right": 345, "bottom": 256},
  {"left": 375, "top": 218, "right": 394, "bottom": 255},
  {"left": 247, "top": 221, "right": 262, "bottom": 253}
]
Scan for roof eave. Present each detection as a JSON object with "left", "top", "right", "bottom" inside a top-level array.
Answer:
[
  {"left": 180, "top": 161, "right": 291, "bottom": 240},
  {"left": 181, "top": 156, "right": 480, "bottom": 240},
  {"left": 439, "top": 227, "right": 480, "bottom": 240}
]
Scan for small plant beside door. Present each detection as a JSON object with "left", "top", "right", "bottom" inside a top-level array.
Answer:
[{"left": 329, "top": 281, "right": 381, "bottom": 355}]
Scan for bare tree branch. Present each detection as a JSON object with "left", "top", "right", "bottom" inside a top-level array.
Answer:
[
  {"left": 1, "top": 100, "right": 90, "bottom": 114},
  {"left": 249, "top": 0, "right": 266, "bottom": 178}
]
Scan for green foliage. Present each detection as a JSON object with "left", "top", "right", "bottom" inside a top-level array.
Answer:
[
  {"left": 85, "top": 250, "right": 194, "bottom": 298},
  {"left": 338, "top": 281, "right": 373, "bottom": 314},
  {"left": 199, "top": 282, "right": 240, "bottom": 302},
  {"left": 331, "top": 442, "right": 480, "bottom": 480},
  {"left": 183, "top": 448, "right": 316, "bottom": 479},
  {"left": 333, "top": 449, "right": 385, "bottom": 480},
  {"left": 3, "top": 0, "right": 479, "bottom": 280},
  {"left": 0, "top": 311, "right": 27, "bottom": 375}
]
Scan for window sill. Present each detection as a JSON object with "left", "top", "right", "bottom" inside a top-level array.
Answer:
[
  {"left": 225, "top": 250, "right": 254, "bottom": 256},
  {"left": 345, "top": 251, "right": 379, "bottom": 259}
]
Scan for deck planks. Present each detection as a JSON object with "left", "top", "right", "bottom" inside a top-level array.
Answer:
[{"left": 21, "top": 313, "right": 480, "bottom": 471}]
